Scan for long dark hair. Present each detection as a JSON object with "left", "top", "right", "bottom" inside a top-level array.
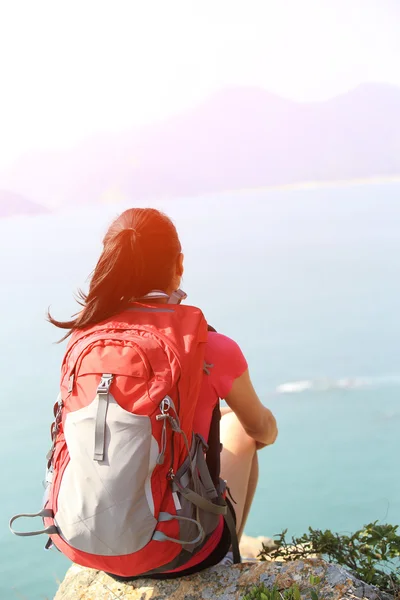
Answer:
[{"left": 48, "top": 208, "right": 182, "bottom": 340}]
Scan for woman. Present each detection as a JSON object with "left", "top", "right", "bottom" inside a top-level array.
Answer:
[{"left": 48, "top": 207, "right": 278, "bottom": 577}]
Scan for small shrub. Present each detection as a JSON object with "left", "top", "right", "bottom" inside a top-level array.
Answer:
[{"left": 258, "top": 521, "right": 400, "bottom": 597}]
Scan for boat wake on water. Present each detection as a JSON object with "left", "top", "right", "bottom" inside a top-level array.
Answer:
[{"left": 275, "top": 375, "right": 400, "bottom": 394}]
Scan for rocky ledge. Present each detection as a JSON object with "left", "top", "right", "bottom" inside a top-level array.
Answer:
[{"left": 54, "top": 556, "right": 388, "bottom": 600}]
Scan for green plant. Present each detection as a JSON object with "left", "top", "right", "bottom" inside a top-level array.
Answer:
[
  {"left": 307, "top": 575, "right": 322, "bottom": 600},
  {"left": 241, "top": 583, "right": 279, "bottom": 600},
  {"left": 282, "top": 584, "right": 302, "bottom": 599},
  {"left": 241, "top": 577, "right": 322, "bottom": 600},
  {"left": 258, "top": 521, "right": 400, "bottom": 597}
]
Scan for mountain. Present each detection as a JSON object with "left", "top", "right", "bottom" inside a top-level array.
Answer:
[
  {"left": 1, "top": 83, "right": 400, "bottom": 207},
  {"left": 0, "top": 190, "right": 49, "bottom": 217}
]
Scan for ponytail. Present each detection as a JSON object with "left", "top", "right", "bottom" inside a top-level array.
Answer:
[{"left": 47, "top": 208, "right": 181, "bottom": 341}]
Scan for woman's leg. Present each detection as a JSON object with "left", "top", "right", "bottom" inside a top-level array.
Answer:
[
  {"left": 237, "top": 452, "right": 258, "bottom": 540},
  {"left": 219, "top": 410, "right": 259, "bottom": 541}
]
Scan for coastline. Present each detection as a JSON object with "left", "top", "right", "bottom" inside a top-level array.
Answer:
[
  {"left": 195, "top": 174, "right": 400, "bottom": 201},
  {"left": 32, "top": 173, "right": 400, "bottom": 210}
]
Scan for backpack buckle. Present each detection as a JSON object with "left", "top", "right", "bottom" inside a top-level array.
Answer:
[{"left": 97, "top": 374, "right": 114, "bottom": 394}]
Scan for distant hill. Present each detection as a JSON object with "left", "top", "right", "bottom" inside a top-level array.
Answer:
[
  {"left": 1, "top": 83, "right": 400, "bottom": 206},
  {"left": 0, "top": 190, "right": 48, "bottom": 217}
]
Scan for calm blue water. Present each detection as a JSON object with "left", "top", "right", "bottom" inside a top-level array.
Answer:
[{"left": 1, "top": 184, "right": 399, "bottom": 599}]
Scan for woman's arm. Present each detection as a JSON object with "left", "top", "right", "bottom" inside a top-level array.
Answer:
[{"left": 224, "top": 368, "right": 278, "bottom": 449}]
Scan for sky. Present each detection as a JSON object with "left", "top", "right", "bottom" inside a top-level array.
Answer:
[{"left": 0, "top": 0, "right": 399, "bottom": 169}]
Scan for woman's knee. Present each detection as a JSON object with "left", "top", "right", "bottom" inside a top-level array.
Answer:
[{"left": 220, "top": 411, "right": 256, "bottom": 454}]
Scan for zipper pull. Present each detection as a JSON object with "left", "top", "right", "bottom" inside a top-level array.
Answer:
[{"left": 156, "top": 397, "right": 170, "bottom": 464}]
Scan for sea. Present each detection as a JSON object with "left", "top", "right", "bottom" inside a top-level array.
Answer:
[{"left": 1, "top": 183, "right": 399, "bottom": 599}]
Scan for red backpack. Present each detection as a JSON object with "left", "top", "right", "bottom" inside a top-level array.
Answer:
[{"left": 10, "top": 291, "right": 239, "bottom": 576}]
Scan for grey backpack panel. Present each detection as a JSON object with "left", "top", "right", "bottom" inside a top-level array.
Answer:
[{"left": 54, "top": 392, "right": 159, "bottom": 556}]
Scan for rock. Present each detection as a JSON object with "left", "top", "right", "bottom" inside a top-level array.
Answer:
[
  {"left": 54, "top": 557, "right": 389, "bottom": 599},
  {"left": 239, "top": 534, "right": 276, "bottom": 558}
]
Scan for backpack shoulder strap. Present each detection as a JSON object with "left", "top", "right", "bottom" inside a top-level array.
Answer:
[
  {"left": 205, "top": 324, "right": 241, "bottom": 564},
  {"left": 205, "top": 323, "right": 220, "bottom": 486},
  {"left": 206, "top": 404, "right": 221, "bottom": 487}
]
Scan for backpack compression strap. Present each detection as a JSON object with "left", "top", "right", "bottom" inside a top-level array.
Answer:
[{"left": 9, "top": 509, "right": 58, "bottom": 537}]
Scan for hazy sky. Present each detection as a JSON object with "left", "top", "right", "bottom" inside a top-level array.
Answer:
[{"left": 0, "top": 0, "right": 399, "bottom": 168}]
